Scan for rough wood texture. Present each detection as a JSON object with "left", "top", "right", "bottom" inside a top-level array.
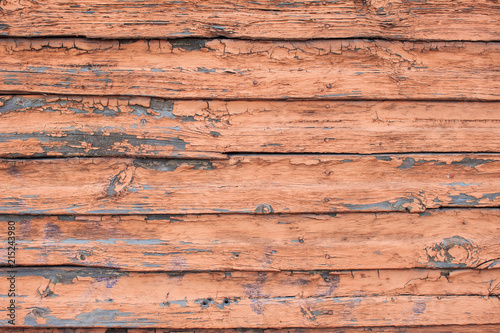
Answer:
[
  {"left": 3, "top": 328, "right": 500, "bottom": 333},
  {"left": 1, "top": 39, "right": 499, "bottom": 101},
  {"left": 2, "top": 210, "right": 499, "bottom": 271},
  {"left": 2, "top": 327, "right": 500, "bottom": 333},
  {"left": 1, "top": 0, "right": 499, "bottom": 41},
  {"left": 2, "top": 96, "right": 500, "bottom": 158},
  {"left": 1, "top": 155, "right": 500, "bottom": 214},
  {"left": 0, "top": 268, "right": 498, "bottom": 327}
]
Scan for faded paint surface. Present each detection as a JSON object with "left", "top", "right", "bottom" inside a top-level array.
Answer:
[
  {"left": 1, "top": 0, "right": 499, "bottom": 41},
  {"left": 0, "top": 39, "right": 499, "bottom": 100},
  {"left": 2, "top": 96, "right": 500, "bottom": 158},
  {"left": 0, "top": 0, "right": 499, "bottom": 330},
  {"left": 0, "top": 210, "right": 498, "bottom": 271},
  {"left": 0, "top": 268, "right": 498, "bottom": 327},
  {"left": 1, "top": 155, "right": 500, "bottom": 214}
]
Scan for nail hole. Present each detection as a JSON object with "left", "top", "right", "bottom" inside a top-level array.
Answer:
[{"left": 80, "top": 254, "right": 86, "bottom": 260}]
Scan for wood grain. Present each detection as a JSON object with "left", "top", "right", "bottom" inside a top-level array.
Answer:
[
  {"left": 0, "top": 0, "right": 499, "bottom": 41},
  {"left": 2, "top": 96, "right": 500, "bottom": 158},
  {"left": 1, "top": 155, "right": 500, "bottom": 214},
  {"left": 3, "top": 327, "right": 500, "bottom": 333},
  {"left": 1, "top": 39, "right": 499, "bottom": 100},
  {"left": 0, "top": 268, "right": 498, "bottom": 327},
  {"left": 2, "top": 210, "right": 499, "bottom": 271}
]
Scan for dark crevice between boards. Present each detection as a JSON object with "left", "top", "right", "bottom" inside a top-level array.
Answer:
[
  {"left": 3, "top": 152, "right": 500, "bottom": 161},
  {"left": 0, "top": 206, "right": 499, "bottom": 220},
  {"left": 0, "top": 35, "right": 499, "bottom": 43},
  {"left": 2, "top": 93, "right": 500, "bottom": 104},
  {"left": 0, "top": 326, "right": 499, "bottom": 332},
  {"left": 0, "top": 265, "right": 497, "bottom": 275},
  {"left": 2, "top": 88, "right": 499, "bottom": 101}
]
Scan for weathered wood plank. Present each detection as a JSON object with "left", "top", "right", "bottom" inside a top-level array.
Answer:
[
  {"left": 3, "top": 327, "right": 500, "bottom": 333},
  {"left": 2, "top": 96, "right": 500, "bottom": 158},
  {"left": 1, "top": 0, "right": 499, "bottom": 41},
  {"left": 1, "top": 39, "right": 499, "bottom": 100},
  {"left": 1, "top": 155, "right": 500, "bottom": 214},
  {"left": 2, "top": 210, "right": 499, "bottom": 271},
  {"left": 0, "top": 268, "right": 498, "bottom": 327}
]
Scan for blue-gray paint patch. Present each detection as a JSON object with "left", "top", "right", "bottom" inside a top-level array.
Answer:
[
  {"left": 425, "top": 235, "right": 478, "bottom": 268},
  {"left": 197, "top": 67, "right": 216, "bottom": 73},
  {"left": 161, "top": 297, "right": 188, "bottom": 307},
  {"left": 413, "top": 301, "right": 426, "bottom": 314},
  {"left": 344, "top": 197, "right": 416, "bottom": 212},
  {"left": 440, "top": 182, "right": 481, "bottom": 187},
  {"left": 398, "top": 157, "right": 416, "bottom": 170},
  {"left": 451, "top": 157, "right": 494, "bottom": 168},
  {"left": 133, "top": 159, "right": 214, "bottom": 172},
  {"left": 449, "top": 192, "right": 500, "bottom": 206}
]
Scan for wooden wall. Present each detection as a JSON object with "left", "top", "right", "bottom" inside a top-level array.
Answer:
[{"left": 0, "top": 0, "right": 499, "bottom": 331}]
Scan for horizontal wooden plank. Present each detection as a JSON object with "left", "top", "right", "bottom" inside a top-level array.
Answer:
[
  {"left": 1, "top": 0, "right": 499, "bottom": 41},
  {"left": 1, "top": 155, "right": 500, "bottom": 214},
  {"left": 1, "top": 39, "right": 499, "bottom": 100},
  {"left": 2, "top": 96, "right": 500, "bottom": 158},
  {"left": 2, "top": 210, "right": 499, "bottom": 271},
  {"left": 3, "top": 327, "right": 500, "bottom": 333},
  {"left": 0, "top": 268, "right": 498, "bottom": 327}
]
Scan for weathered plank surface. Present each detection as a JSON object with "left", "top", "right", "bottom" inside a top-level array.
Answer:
[
  {"left": 1, "top": 155, "right": 500, "bottom": 214},
  {"left": 3, "top": 327, "right": 500, "bottom": 333},
  {"left": 1, "top": 39, "right": 499, "bottom": 101},
  {"left": 0, "top": 268, "right": 498, "bottom": 327},
  {"left": 2, "top": 327, "right": 500, "bottom": 333},
  {"left": 3, "top": 328, "right": 500, "bottom": 333},
  {"left": 2, "top": 96, "right": 500, "bottom": 158},
  {"left": 1, "top": 0, "right": 499, "bottom": 41},
  {"left": 2, "top": 210, "right": 499, "bottom": 271}
]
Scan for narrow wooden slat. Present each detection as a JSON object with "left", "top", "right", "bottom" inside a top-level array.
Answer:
[
  {"left": 2, "top": 96, "right": 500, "bottom": 158},
  {"left": 1, "top": 155, "right": 500, "bottom": 214},
  {"left": 2, "top": 210, "right": 499, "bottom": 271},
  {"left": 1, "top": 39, "right": 499, "bottom": 100},
  {"left": 1, "top": 0, "right": 499, "bottom": 41},
  {"left": 2, "top": 327, "right": 500, "bottom": 333},
  {"left": 0, "top": 268, "right": 498, "bottom": 327},
  {"left": 3, "top": 328, "right": 500, "bottom": 333}
]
